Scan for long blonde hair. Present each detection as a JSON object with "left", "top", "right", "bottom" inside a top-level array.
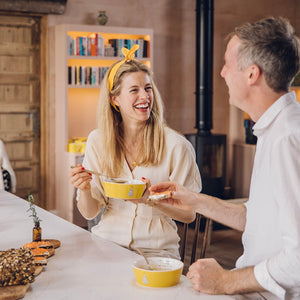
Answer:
[{"left": 96, "top": 60, "right": 165, "bottom": 177}]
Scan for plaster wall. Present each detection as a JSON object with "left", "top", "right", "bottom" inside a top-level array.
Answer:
[{"left": 47, "top": 0, "right": 300, "bottom": 205}]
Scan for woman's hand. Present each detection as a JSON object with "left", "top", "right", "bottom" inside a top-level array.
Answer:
[
  {"left": 69, "top": 163, "right": 92, "bottom": 191},
  {"left": 125, "top": 177, "right": 151, "bottom": 204},
  {"left": 149, "top": 181, "right": 199, "bottom": 212}
]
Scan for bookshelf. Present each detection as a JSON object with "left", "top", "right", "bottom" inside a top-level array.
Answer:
[{"left": 54, "top": 24, "right": 153, "bottom": 224}]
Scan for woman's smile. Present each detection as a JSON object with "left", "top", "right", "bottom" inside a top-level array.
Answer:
[{"left": 133, "top": 101, "right": 150, "bottom": 110}]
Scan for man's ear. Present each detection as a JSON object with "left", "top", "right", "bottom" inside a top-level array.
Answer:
[{"left": 248, "top": 65, "right": 261, "bottom": 85}]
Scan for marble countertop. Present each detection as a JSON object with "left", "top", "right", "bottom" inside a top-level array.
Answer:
[{"left": 0, "top": 190, "right": 275, "bottom": 299}]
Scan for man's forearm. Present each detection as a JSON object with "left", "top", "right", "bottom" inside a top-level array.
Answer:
[
  {"left": 194, "top": 194, "right": 247, "bottom": 231},
  {"left": 224, "top": 266, "right": 265, "bottom": 295}
]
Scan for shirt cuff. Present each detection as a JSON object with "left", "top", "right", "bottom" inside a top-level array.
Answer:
[{"left": 254, "top": 260, "right": 285, "bottom": 299}]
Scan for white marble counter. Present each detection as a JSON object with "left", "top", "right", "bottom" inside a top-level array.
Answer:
[{"left": 0, "top": 190, "right": 275, "bottom": 299}]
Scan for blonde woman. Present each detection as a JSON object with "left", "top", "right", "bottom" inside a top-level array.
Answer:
[{"left": 70, "top": 46, "right": 201, "bottom": 259}]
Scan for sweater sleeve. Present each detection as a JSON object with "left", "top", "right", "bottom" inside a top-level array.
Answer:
[
  {"left": 0, "top": 140, "right": 17, "bottom": 193},
  {"left": 76, "top": 130, "right": 108, "bottom": 218}
]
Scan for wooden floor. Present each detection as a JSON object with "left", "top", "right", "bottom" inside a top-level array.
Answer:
[{"left": 177, "top": 223, "right": 244, "bottom": 274}]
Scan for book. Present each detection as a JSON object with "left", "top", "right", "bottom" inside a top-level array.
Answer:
[{"left": 68, "top": 66, "right": 72, "bottom": 84}]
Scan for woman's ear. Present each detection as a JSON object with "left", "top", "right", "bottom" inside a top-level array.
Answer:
[
  {"left": 248, "top": 65, "right": 261, "bottom": 85},
  {"left": 111, "top": 95, "right": 121, "bottom": 109},
  {"left": 110, "top": 95, "right": 120, "bottom": 112},
  {"left": 111, "top": 95, "right": 119, "bottom": 107}
]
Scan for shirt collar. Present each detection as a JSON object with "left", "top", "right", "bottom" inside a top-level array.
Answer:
[{"left": 253, "top": 91, "right": 296, "bottom": 137}]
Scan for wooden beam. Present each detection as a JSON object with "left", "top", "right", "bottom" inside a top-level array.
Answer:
[{"left": 0, "top": 0, "right": 67, "bottom": 15}]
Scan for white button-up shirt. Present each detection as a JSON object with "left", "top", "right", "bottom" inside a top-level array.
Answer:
[{"left": 236, "top": 92, "right": 300, "bottom": 299}]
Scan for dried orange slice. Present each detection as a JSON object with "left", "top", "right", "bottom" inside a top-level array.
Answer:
[{"left": 31, "top": 248, "right": 49, "bottom": 257}]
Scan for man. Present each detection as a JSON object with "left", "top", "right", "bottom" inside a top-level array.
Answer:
[{"left": 150, "top": 17, "right": 300, "bottom": 299}]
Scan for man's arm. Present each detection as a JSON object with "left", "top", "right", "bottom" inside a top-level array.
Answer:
[
  {"left": 187, "top": 258, "right": 265, "bottom": 295},
  {"left": 150, "top": 182, "right": 247, "bottom": 231},
  {"left": 193, "top": 193, "right": 247, "bottom": 231}
]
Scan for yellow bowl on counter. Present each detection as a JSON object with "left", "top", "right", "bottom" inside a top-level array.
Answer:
[
  {"left": 133, "top": 257, "right": 183, "bottom": 288},
  {"left": 102, "top": 180, "right": 146, "bottom": 199}
]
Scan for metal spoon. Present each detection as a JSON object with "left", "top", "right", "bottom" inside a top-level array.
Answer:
[
  {"left": 70, "top": 166, "right": 128, "bottom": 183},
  {"left": 136, "top": 247, "right": 153, "bottom": 270}
]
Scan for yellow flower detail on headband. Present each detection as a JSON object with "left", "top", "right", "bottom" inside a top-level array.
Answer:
[{"left": 107, "top": 44, "right": 140, "bottom": 91}]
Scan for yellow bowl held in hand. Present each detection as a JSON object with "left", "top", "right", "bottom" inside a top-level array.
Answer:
[
  {"left": 133, "top": 257, "right": 183, "bottom": 288},
  {"left": 102, "top": 179, "right": 146, "bottom": 199}
]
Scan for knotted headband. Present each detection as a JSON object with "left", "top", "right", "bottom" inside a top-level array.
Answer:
[{"left": 107, "top": 44, "right": 140, "bottom": 91}]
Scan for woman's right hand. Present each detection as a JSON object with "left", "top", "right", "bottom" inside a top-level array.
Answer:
[{"left": 69, "top": 163, "right": 92, "bottom": 191}]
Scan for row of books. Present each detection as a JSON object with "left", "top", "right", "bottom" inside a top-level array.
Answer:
[
  {"left": 108, "top": 38, "right": 149, "bottom": 58},
  {"left": 68, "top": 34, "right": 105, "bottom": 56},
  {"left": 68, "top": 34, "right": 150, "bottom": 58},
  {"left": 68, "top": 66, "right": 108, "bottom": 86}
]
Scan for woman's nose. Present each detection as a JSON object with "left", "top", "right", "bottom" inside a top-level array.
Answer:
[{"left": 140, "top": 89, "right": 149, "bottom": 99}]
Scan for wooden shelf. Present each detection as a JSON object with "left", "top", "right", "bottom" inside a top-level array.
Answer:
[{"left": 68, "top": 85, "right": 100, "bottom": 89}]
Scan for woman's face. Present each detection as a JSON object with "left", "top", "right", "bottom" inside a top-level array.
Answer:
[{"left": 111, "top": 71, "right": 153, "bottom": 124}]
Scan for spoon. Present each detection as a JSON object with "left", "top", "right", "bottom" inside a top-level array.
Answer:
[
  {"left": 70, "top": 166, "right": 128, "bottom": 183},
  {"left": 136, "top": 247, "right": 153, "bottom": 270}
]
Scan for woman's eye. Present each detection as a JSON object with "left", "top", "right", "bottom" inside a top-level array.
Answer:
[
  {"left": 146, "top": 86, "right": 152, "bottom": 91},
  {"left": 130, "top": 89, "right": 138, "bottom": 93}
]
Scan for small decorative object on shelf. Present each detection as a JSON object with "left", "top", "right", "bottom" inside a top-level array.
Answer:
[
  {"left": 97, "top": 11, "right": 108, "bottom": 25},
  {"left": 27, "top": 194, "right": 42, "bottom": 241}
]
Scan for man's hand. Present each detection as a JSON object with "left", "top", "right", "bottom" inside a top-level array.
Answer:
[
  {"left": 187, "top": 258, "right": 229, "bottom": 294},
  {"left": 149, "top": 181, "right": 199, "bottom": 212},
  {"left": 187, "top": 258, "right": 264, "bottom": 295}
]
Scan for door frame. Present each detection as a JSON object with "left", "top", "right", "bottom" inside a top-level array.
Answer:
[
  {"left": 40, "top": 16, "right": 49, "bottom": 209},
  {"left": 0, "top": 11, "right": 49, "bottom": 209}
]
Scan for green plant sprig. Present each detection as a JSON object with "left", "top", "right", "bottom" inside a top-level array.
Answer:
[{"left": 27, "top": 194, "right": 42, "bottom": 225}]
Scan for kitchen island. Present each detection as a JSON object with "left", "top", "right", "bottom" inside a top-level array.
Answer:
[{"left": 0, "top": 190, "right": 277, "bottom": 299}]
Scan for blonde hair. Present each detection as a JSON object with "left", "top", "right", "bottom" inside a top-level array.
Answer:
[{"left": 96, "top": 60, "right": 165, "bottom": 177}]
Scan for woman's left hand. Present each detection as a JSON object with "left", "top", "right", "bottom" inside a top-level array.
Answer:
[{"left": 125, "top": 177, "right": 151, "bottom": 204}]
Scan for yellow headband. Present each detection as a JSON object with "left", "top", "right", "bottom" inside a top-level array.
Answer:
[{"left": 107, "top": 44, "right": 140, "bottom": 92}]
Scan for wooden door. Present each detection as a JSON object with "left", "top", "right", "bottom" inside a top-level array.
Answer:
[{"left": 0, "top": 15, "right": 41, "bottom": 203}]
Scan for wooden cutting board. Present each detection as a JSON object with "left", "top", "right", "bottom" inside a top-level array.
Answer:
[
  {"left": 0, "top": 266, "right": 43, "bottom": 300},
  {"left": 0, "top": 283, "right": 30, "bottom": 300},
  {"left": 0, "top": 239, "right": 60, "bottom": 300},
  {"left": 47, "top": 247, "right": 55, "bottom": 258},
  {"left": 42, "top": 239, "right": 61, "bottom": 249}
]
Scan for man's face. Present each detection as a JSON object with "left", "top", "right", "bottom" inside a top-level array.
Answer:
[{"left": 220, "top": 36, "right": 248, "bottom": 109}]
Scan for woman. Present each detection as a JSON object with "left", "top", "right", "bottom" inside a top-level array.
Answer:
[{"left": 70, "top": 45, "right": 201, "bottom": 259}]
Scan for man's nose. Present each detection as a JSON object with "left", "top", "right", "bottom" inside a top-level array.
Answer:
[{"left": 220, "top": 65, "right": 226, "bottom": 78}]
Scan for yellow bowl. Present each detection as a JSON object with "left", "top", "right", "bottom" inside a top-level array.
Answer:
[
  {"left": 133, "top": 257, "right": 183, "bottom": 288},
  {"left": 102, "top": 180, "right": 146, "bottom": 199}
]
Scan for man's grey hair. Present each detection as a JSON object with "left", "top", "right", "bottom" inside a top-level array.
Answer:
[{"left": 234, "top": 17, "right": 300, "bottom": 92}]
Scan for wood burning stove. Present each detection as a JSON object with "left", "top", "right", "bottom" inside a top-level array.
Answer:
[{"left": 186, "top": 0, "right": 226, "bottom": 199}]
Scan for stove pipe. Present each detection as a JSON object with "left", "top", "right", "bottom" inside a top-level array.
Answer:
[
  {"left": 186, "top": 0, "right": 226, "bottom": 200},
  {"left": 195, "top": 0, "right": 214, "bottom": 135}
]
